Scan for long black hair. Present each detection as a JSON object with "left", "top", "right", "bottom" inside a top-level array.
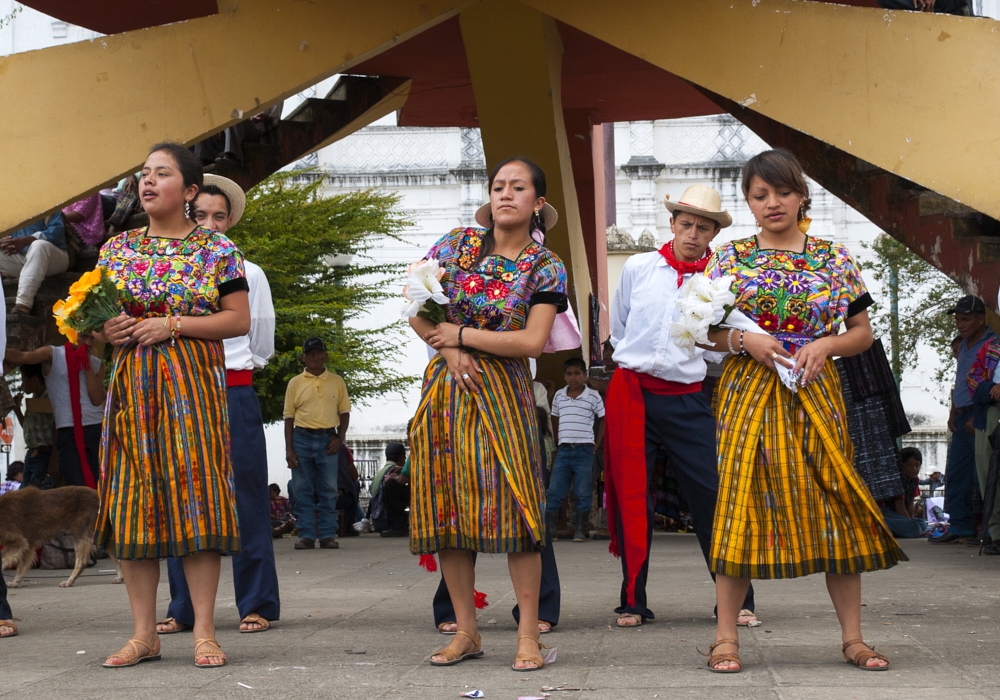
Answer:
[
  {"left": 147, "top": 142, "right": 204, "bottom": 219},
  {"left": 475, "top": 157, "right": 547, "bottom": 266}
]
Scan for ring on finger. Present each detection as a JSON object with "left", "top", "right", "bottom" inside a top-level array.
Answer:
[
  {"left": 770, "top": 352, "right": 779, "bottom": 360},
  {"left": 461, "top": 373, "right": 471, "bottom": 379}
]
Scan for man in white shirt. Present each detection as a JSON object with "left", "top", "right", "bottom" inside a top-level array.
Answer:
[
  {"left": 159, "top": 175, "right": 280, "bottom": 635},
  {"left": 605, "top": 185, "right": 755, "bottom": 627}
]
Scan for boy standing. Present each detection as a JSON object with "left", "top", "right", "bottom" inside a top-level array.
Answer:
[
  {"left": 546, "top": 357, "right": 605, "bottom": 543},
  {"left": 12, "top": 364, "right": 54, "bottom": 489},
  {"left": 284, "top": 337, "right": 351, "bottom": 550}
]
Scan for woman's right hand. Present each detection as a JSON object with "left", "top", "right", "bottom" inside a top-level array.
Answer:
[
  {"left": 742, "top": 331, "right": 794, "bottom": 372},
  {"left": 102, "top": 313, "right": 136, "bottom": 346},
  {"left": 442, "top": 348, "right": 483, "bottom": 393}
]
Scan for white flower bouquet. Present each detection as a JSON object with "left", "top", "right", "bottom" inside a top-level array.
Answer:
[{"left": 401, "top": 259, "right": 449, "bottom": 323}]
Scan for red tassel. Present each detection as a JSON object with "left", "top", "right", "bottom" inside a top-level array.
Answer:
[
  {"left": 474, "top": 589, "right": 489, "bottom": 609},
  {"left": 418, "top": 554, "right": 438, "bottom": 572}
]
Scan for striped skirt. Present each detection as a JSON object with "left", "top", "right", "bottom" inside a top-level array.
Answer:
[
  {"left": 409, "top": 353, "right": 545, "bottom": 554},
  {"left": 96, "top": 338, "right": 240, "bottom": 560},
  {"left": 710, "top": 356, "right": 907, "bottom": 579}
]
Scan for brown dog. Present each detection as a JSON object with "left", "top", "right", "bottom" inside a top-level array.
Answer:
[{"left": 0, "top": 486, "right": 122, "bottom": 588}]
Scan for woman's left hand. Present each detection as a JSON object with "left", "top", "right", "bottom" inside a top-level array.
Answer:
[
  {"left": 793, "top": 337, "right": 833, "bottom": 386},
  {"left": 130, "top": 317, "right": 174, "bottom": 347},
  {"left": 424, "top": 322, "right": 461, "bottom": 350}
]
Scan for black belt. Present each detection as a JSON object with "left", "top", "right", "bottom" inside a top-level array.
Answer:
[{"left": 294, "top": 426, "right": 337, "bottom": 435}]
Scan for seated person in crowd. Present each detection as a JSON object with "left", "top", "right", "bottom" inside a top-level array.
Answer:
[
  {"left": 0, "top": 215, "right": 70, "bottom": 315},
  {"left": 62, "top": 193, "right": 107, "bottom": 247},
  {"left": 11, "top": 364, "right": 54, "bottom": 489},
  {"left": 878, "top": 447, "right": 928, "bottom": 539},
  {"left": 270, "top": 483, "right": 296, "bottom": 538},
  {"left": 370, "top": 442, "right": 411, "bottom": 538},
  {"left": 0, "top": 461, "right": 23, "bottom": 496}
]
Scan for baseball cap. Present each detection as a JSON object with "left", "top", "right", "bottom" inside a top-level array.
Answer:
[
  {"left": 946, "top": 295, "right": 986, "bottom": 315},
  {"left": 302, "top": 337, "right": 327, "bottom": 353}
]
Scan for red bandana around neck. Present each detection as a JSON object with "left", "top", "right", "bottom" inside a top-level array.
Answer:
[
  {"left": 658, "top": 241, "right": 711, "bottom": 287},
  {"left": 64, "top": 343, "right": 96, "bottom": 489}
]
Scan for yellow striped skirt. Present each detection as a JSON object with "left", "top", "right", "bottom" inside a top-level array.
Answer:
[
  {"left": 710, "top": 355, "right": 907, "bottom": 579},
  {"left": 96, "top": 338, "right": 240, "bottom": 560},
  {"left": 409, "top": 353, "right": 545, "bottom": 554}
]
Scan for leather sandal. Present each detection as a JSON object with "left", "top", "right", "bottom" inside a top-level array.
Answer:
[
  {"left": 511, "top": 634, "right": 549, "bottom": 672},
  {"left": 194, "top": 638, "right": 227, "bottom": 668},
  {"left": 703, "top": 638, "right": 742, "bottom": 674},
  {"left": 430, "top": 629, "right": 483, "bottom": 666},
  {"left": 155, "top": 617, "right": 190, "bottom": 634},
  {"left": 437, "top": 621, "right": 457, "bottom": 635},
  {"left": 616, "top": 613, "right": 644, "bottom": 628},
  {"left": 240, "top": 613, "right": 271, "bottom": 633},
  {"left": 736, "top": 609, "right": 759, "bottom": 626},
  {"left": 842, "top": 638, "right": 889, "bottom": 671},
  {"left": 102, "top": 638, "right": 161, "bottom": 668},
  {"left": 0, "top": 620, "right": 18, "bottom": 638}
]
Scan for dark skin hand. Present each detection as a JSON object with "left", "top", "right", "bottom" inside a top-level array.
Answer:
[{"left": 0, "top": 236, "right": 34, "bottom": 255}]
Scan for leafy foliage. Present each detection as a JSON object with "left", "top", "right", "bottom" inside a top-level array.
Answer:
[
  {"left": 861, "top": 234, "right": 962, "bottom": 399},
  {"left": 225, "top": 172, "right": 416, "bottom": 424}
]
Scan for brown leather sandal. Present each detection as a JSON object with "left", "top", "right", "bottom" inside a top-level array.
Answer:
[
  {"left": 842, "top": 638, "right": 889, "bottom": 671},
  {"left": 703, "top": 638, "right": 742, "bottom": 674},
  {"left": 511, "top": 634, "right": 550, "bottom": 672},
  {"left": 0, "top": 620, "right": 18, "bottom": 638},
  {"left": 430, "top": 629, "right": 483, "bottom": 666},
  {"left": 194, "top": 638, "right": 227, "bottom": 668},
  {"left": 155, "top": 617, "right": 190, "bottom": 634},
  {"left": 239, "top": 613, "right": 271, "bottom": 633},
  {"left": 102, "top": 638, "right": 161, "bottom": 668},
  {"left": 437, "top": 621, "right": 457, "bottom": 635}
]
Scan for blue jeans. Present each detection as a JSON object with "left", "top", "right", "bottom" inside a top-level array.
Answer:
[
  {"left": 546, "top": 443, "right": 595, "bottom": 514},
  {"left": 879, "top": 505, "right": 926, "bottom": 539},
  {"left": 290, "top": 429, "right": 339, "bottom": 540},
  {"left": 945, "top": 413, "right": 977, "bottom": 537},
  {"left": 21, "top": 446, "right": 52, "bottom": 488}
]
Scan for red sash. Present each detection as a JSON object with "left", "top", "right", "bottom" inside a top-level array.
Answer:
[
  {"left": 604, "top": 367, "right": 700, "bottom": 608},
  {"left": 64, "top": 344, "right": 96, "bottom": 489}
]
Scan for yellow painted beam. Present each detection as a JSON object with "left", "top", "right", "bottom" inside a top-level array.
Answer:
[
  {"left": 520, "top": 0, "right": 1000, "bottom": 220},
  {"left": 0, "top": 0, "right": 468, "bottom": 233},
  {"left": 460, "top": 0, "right": 592, "bottom": 359}
]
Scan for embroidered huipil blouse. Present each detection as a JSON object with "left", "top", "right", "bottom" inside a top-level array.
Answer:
[
  {"left": 706, "top": 236, "right": 872, "bottom": 351},
  {"left": 425, "top": 227, "right": 568, "bottom": 332},
  {"left": 98, "top": 226, "right": 247, "bottom": 319}
]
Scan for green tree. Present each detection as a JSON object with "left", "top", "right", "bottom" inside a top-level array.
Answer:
[
  {"left": 861, "top": 234, "right": 962, "bottom": 397},
  {"left": 226, "top": 172, "right": 416, "bottom": 424}
]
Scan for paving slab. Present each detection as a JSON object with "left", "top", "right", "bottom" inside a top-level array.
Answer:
[{"left": 2, "top": 532, "right": 998, "bottom": 699}]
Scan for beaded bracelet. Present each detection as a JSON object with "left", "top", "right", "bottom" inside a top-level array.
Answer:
[
  {"left": 170, "top": 316, "right": 182, "bottom": 346},
  {"left": 458, "top": 326, "right": 466, "bottom": 352},
  {"left": 726, "top": 328, "right": 737, "bottom": 355},
  {"left": 738, "top": 330, "right": 746, "bottom": 355}
]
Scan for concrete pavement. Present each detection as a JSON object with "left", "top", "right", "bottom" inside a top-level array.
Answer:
[{"left": 2, "top": 533, "right": 999, "bottom": 699}]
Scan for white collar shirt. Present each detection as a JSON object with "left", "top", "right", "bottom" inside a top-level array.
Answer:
[
  {"left": 224, "top": 260, "right": 275, "bottom": 371},
  {"left": 609, "top": 250, "right": 724, "bottom": 384}
]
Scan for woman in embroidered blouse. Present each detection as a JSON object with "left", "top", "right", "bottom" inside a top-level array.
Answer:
[
  {"left": 96, "top": 143, "right": 250, "bottom": 670},
  {"left": 412, "top": 158, "right": 566, "bottom": 671},
  {"left": 702, "top": 149, "right": 905, "bottom": 673}
]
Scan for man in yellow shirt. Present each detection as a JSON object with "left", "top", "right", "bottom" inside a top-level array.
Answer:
[{"left": 283, "top": 337, "right": 351, "bottom": 550}]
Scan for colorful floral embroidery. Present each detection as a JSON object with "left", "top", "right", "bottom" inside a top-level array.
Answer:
[
  {"left": 424, "top": 228, "right": 566, "bottom": 332},
  {"left": 98, "top": 226, "right": 245, "bottom": 318},
  {"left": 705, "top": 235, "right": 869, "bottom": 350}
]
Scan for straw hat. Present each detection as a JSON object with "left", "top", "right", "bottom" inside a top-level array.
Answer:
[
  {"left": 474, "top": 201, "right": 559, "bottom": 230},
  {"left": 664, "top": 185, "right": 732, "bottom": 228},
  {"left": 201, "top": 174, "right": 246, "bottom": 227}
]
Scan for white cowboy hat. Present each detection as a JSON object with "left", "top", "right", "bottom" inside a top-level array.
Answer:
[
  {"left": 201, "top": 174, "right": 247, "bottom": 227},
  {"left": 664, "top": 184, "right": 732, "bottom": 228},
  {"left": 474, "top": 201, "right": 559, "bottom": 230}
]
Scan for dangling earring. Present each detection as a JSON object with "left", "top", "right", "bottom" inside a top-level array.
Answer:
[{"left": 797, "top": 203, "right": 812, "bottom": 234}]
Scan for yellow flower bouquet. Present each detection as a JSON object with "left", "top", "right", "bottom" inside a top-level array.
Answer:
[{"left": 52, "top": 267, "right": 123, "bottom": 344}]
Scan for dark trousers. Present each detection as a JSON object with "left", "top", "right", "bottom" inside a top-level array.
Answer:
[
  {"left": 382, "top": 478, "right": 411, "bottom": 532},
  {"left": 432, "top": 532, "right": 562, "bottom": 627},
  {"left": 56, "top": 425, "right": 101, "bottom": 487},
  {"left": 21, "top": 446, "right": 52, "bottom": 488},
  {"left": 167, "top": 386, "right": 281, "bottom": 623},
  {"left": 0, "top": 570, "right": 11, "bottom": 620},
  {"left": 615, "top": 391, "right": 754, "bottom": 619},
  {"left": 944, "top": 412, "right": 977, "bottom": 537}
]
